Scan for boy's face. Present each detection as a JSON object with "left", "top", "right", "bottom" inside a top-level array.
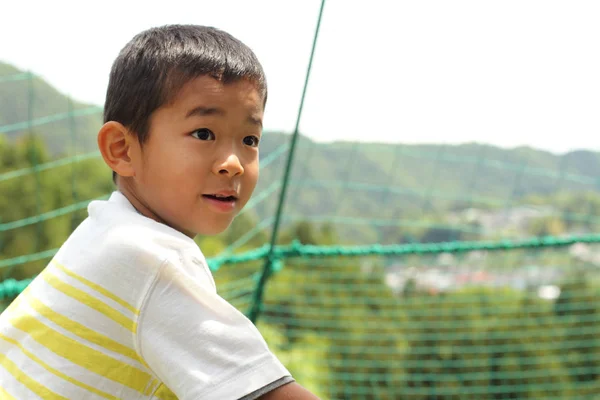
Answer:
[{"left": 126, "top": 75, "right": 263, "bottom": 237}]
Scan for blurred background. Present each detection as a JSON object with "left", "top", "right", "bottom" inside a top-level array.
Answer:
[{"left": 1, "top": 1, "right": 600, "bottom": 398}]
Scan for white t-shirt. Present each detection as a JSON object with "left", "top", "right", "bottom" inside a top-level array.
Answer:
[{"left": 0, "top": 191, "right": 291, "bottom": 399}]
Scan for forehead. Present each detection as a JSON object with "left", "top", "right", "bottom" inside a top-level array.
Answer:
[{"left": 168, "top": 75, "right": 265, "bottom": 116}]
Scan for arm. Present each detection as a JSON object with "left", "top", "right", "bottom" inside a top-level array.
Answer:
[
  {"left": 138, "top": 256, "right": 311, "bottom": 400},
  {"left": 256, "top": 382, "right": 321, "bottom": 400}
]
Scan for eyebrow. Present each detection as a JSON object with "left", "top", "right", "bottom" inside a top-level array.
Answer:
[
  {"left": 186, "top": 105, "right": 263, "bottom": 128},
  {"left": 248, "top": 115, "right": 263, "bottom": 128},
  {"left": 185, "top": 106, "right": 225, "bottom": 118}
]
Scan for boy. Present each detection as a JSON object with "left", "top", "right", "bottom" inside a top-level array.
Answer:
[{"left": 0, "top": 25, "right": 319, "bottom": 399}]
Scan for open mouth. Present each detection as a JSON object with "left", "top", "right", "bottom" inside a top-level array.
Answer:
[{"left": 202, "top": 194, "right": 237, "bottom": 202}]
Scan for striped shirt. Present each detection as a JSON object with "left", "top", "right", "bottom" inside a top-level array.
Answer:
[{"left": 0, "top": 191, "right": 291, "bottom": 399}]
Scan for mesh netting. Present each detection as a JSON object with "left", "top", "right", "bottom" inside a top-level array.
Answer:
[{"left": 2, "top": 2, "right": 600, "bottom": 398}]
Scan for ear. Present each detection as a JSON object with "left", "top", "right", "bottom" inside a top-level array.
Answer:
[{"left": 97, "top": 121, "right": 137, "bottom": 178}]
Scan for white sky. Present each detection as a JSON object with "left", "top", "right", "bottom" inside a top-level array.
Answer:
[{"left": 1, "top": 0, "right": 599, "bottom": 154}]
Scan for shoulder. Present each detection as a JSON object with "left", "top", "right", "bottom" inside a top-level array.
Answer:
[
  {"left": 53, "top": 192, "right": 210, "bottom": 299},
  {"left": 101, "top": 218, "right": 196, "bottom": 265},
  {"left": 61, "top": 191, "right": 201, "bottom": 268}
]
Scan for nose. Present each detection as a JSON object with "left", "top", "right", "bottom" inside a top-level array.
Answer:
[{"left": 213, "top": 152, "right": 244, "bottom": 177}]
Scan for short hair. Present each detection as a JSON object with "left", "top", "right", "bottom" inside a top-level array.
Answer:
[{"left": 103, "top": 24, "right": 267, "bottom": 182}]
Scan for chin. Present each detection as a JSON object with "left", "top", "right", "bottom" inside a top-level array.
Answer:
[{"left": 197, "top": 222, "right": 232, "bottom": 236}]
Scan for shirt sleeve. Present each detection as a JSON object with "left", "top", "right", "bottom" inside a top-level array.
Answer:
[{"left": 137, "top": 255, "right": 291, "bottom": 400}]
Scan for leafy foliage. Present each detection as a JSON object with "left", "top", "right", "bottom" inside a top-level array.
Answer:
[{"left": 2, "top": 61, "right": 600, "bottom": 398}]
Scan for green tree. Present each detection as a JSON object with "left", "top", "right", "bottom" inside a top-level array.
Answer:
[{"left": 554, "top": 272, "right": 600, "bottom": 391}]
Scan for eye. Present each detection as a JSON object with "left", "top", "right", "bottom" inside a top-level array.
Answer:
[
  {"left": 243, "top": 135, "right": 260, "bottom": 147},
  {"left": 191, "top": 128, "right": 215, "bottom": 141}
]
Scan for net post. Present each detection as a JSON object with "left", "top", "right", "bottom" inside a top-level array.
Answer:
[{"left": 248, "top": 0, "right": 327, "bottom": 324}]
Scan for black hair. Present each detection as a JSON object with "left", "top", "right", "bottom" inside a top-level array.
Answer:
[{"left": 103, "top": 24, "right": 267, "bottom": 183}]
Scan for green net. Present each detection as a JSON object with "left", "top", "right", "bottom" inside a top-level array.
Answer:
[{"left": 2, "top": 3, "right": 600, "bottom": 398}]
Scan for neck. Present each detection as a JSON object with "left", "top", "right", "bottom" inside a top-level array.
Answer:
[{"left": 116, "top": 178, "right": 196, "bottom": 239}]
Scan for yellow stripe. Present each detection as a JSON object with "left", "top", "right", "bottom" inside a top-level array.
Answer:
[
  {"left": 153, "top": 383, "right": 179, "bottom": 400},
  {"left": 0, "top": 385, "right": 17, "bottom": 400},
  {"left": 52, "top": 261, "right": 139, "bottom": 315},
  {"left": 27, "top": 295, "right": 140, "bottom": 362},
  {"left": 8, "top": 314, "right": 152, "bottom": 393},
  {"left": 142, "top": 378, "right": 161, "bottom": 396},
  {"left": 41, "top": 271, "right": 136, "bottom": 333},
  {"left": 0, "top": 351, "right": 69, "bottom": 400},
  {"left": 0, "top": 334, "right": 118, "bottom": 399},
  {"left": 147, "top": 378, "right": 160, "bottom": 395}
]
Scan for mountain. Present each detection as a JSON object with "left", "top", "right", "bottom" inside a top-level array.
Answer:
[
  {"left": 254, "top": 135, "right": 600, "bottom": 243},
  {"left": 3, "top": 61, "right": 600, "bottom": 244},
  {"left": 0, "top": 61, "right": 102, "bottom": 155}
]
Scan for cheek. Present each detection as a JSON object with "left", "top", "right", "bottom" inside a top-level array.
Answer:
[
  {"left": 244, "top": 160, "right": 260, "bottom": 190},
  {"left": 158, "top": 153, "right": 212, "bottom": 204},
  {"left": 147, "top": 145, "right": 191, "bottom": 180}
]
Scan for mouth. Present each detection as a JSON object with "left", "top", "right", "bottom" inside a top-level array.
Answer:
[
  {"left": 202, "top": 192, "right": 238, "bottom": 213},
  {"left": 202, "top": 193, "right": 238, "bottom": 203}
]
